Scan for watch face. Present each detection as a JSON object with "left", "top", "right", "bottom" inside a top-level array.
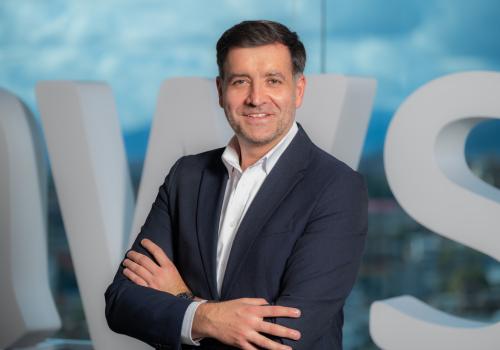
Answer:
[{"left": 176, "top": 292, "right": 194, "bottom": 300}]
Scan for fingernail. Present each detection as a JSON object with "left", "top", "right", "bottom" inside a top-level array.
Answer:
[
  {"left": 294, "top": 309, "right": 301, "bottom": 316},
  {"left": 294, "top": 331, "right": 301, "bottom": 339}
]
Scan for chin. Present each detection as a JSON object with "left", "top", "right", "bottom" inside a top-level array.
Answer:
[{"left": 241, "top": 131, "right": 280, "bottom": 146}]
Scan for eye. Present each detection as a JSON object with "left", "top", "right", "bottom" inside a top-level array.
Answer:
[
  {"left": 268, "top": 78, "right": 282, "bottom": 85},
  {"left": 231, "top": 79, "right": 248, "bottom": 86}
]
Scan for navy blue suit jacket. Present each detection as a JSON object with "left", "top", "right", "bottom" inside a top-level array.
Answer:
[{"left": 105, "top": 126, "right": 368, "bottom": 349}]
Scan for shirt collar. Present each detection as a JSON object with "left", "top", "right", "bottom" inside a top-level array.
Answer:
[{"left": 221, "top": 122, "right": 298, "bottom": 175}]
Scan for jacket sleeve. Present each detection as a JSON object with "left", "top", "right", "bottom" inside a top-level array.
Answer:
[
  {"left": 273, "top": 170, "right": 368, "bottom": 349},
  {"left": 105, "top": 159, "right": 191, "bottom": 350}
]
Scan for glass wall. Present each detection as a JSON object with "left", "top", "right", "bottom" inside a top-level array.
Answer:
[{"left": 1, "top": 0, "right": 499, "bottom": 348}]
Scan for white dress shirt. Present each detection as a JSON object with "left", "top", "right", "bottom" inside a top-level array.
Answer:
[{"left": 181, "top": 122, "right": 298, "bottom": 345}]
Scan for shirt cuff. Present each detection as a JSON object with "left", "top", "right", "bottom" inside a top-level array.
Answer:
[{"left": 180, "top": 300, "right": 206, "bottom": 345}]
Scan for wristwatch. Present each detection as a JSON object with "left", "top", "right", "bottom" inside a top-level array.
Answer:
[{"left": 176, "top": 291, "right": 194, "bottom": 300}]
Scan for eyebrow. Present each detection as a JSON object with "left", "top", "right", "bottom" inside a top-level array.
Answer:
[
  {"left": 226, "top": 73, "right": 251, "bottom": 81},
  {"left": 265, "top": 72, "right": 286, "bottom": 80},
  {"left": 226, "top": 72, "right": 287, "bottom": 81}
]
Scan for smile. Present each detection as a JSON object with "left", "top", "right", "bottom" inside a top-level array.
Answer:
[{"left": 244, "top": 113, "right": 272, "bottom": 118}]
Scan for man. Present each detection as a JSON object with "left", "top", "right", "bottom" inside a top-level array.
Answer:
[{"left": 105, "top": 20, "right": 367, "bottom": 350}]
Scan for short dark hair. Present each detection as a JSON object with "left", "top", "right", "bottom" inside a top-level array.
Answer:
[{"left": 216, "top": 20, "right": 306, "bottom": 78}]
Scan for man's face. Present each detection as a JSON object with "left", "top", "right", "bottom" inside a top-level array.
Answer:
[{"left": 217, "top": 43, "right": 306, "bottom": 148}]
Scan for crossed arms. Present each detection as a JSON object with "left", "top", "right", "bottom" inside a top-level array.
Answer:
[
  {"left": 124, "top": 238, "right": 301, "bottom": 350},
  {"left": 105, "top": 158, "right": 367, "bottom": 350}
]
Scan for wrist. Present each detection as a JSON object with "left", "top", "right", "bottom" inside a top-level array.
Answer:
[{"left": 192, "top": 301, "right": 215, "bottom": 339}]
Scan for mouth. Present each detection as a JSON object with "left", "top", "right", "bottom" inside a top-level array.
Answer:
[{"left": 243, "top": 113, "right": 273, "bottom": 119}]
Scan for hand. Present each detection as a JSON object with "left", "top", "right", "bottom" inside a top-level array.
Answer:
[
  {"left": 122, "top": 238, "right": 190, "bottom": 296},
  {"left": 193, "top": 298, "right": 301, "bottom": 350}
]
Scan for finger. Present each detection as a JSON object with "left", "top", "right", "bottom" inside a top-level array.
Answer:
[
  {"left": 255, "top": 305, "right": 301, "bottom": 318},
  {"left": 141, "top": 239, "right": 171, "bottom": 267},
  {"left": 123, "top": 267, "right": 148, "bottom": 287},
  {"left": 122, "top": 258, "right": 153, "bottom": 282},
  {"left": 240, "top": 341, "right": 259, "bottom": 350},
  {"left": 241, "top": 298, "right": 269, "bottom": 306},
  {"left": 126, "top": 250, "right": 159, "bottom": 274},
  {"left": 257, "top": 321, "right": 301, "bottom": 341},
  {"left": 248, "top": 332, "right": 291, "bottom": 350}
]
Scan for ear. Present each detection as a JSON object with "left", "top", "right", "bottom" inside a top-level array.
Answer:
[
  {"left": 216, "top": 76, "right": 224, "bottom": 108},
  {"left": 294, "top": 74, "right": 306, "bottom": 109}
]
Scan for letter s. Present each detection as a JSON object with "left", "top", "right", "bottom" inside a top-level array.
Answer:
[{"left": 370, "top": 71, "right": 500, "bottom": 349}]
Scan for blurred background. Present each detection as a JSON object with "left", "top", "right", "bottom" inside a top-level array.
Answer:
[{"left": 1, "top": 0, "right": 499, "bottom": 349}]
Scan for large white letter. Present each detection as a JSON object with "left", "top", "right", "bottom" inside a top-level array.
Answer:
[
  {"left": 0, "top": 89, "right": 60, "bottom": 348},
  {"left": 36, "top": 82, "right": 146, "bottom": 350},
  {"left": 371, "top": 71, "right": 500, "bottom": 349},
  {"left": 131, "top": 75, "right": 376, "bottom": 241}
]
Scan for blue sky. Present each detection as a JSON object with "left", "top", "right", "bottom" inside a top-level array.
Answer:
[{"left": 1, "top": 0, "right": 500, "bottom": 153}]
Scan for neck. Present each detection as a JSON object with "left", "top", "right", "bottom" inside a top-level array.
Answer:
[
  {"left": 236, "top": 128, "right": 291, "bottom": 171},
  {"left": 238, "top": 142, "right": 274, "bottom": 171}
]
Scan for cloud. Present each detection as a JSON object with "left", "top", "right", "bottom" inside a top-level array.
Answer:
[
  {"left": 1, "top": 0, "right": 500, "bottom": 133},
  {"left": 314, "top": 0, "right": 500, "bottom": 111},
  {"left": 418, "top": 0, "right": 500, "bottom": 58},
  {"left": 326, "top": 0, "right": 426, "bottom": 37}
]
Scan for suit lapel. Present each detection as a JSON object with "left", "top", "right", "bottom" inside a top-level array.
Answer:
[
  {"left": 196, "top": 152, "right": 227, "bottom": 300},
  {"left": 220, "top": 127, "right": 313, "bottom": 297}
]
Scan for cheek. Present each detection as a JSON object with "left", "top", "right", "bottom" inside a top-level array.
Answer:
[
  {"left": 224, "top": 91, "right": 245, "bottom": 110},
  {"left": 271, "top": 93, "right": 294, "bottom": 111}
]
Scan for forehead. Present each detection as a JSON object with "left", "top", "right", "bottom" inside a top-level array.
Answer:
[{"left": 223, "top": 43, "right": 294, "bottom": 76}]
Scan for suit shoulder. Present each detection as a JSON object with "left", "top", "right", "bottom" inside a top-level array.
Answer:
[
  {"left": 309, "top": 145, "right": 363, "bottom": 184},
  {"left": 175, "top": 147, "right": 225, "bottom": 172},
  {"left": 163, "top": 147, "right": 225, "bottom": 192},
  {"left": 305, "top": 146, "right": 368, "bottom": 220}
]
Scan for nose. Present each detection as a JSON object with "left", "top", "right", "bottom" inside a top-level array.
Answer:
[{"left": 245, "top": 82, "right": 266, "bottom": 107}]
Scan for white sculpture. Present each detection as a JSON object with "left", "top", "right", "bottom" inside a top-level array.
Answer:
[
  {"left": 36, "top": 82, "right": 147, "bottom": 350},
  {"left": 130, "top": 75, "right": 376, "bottom": 243},
  {"left": 0, "top": 89, "right": 60, "bottom": 348},
  {"left": 372, "top": 71, "right": 500, "bottom": 350}
]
